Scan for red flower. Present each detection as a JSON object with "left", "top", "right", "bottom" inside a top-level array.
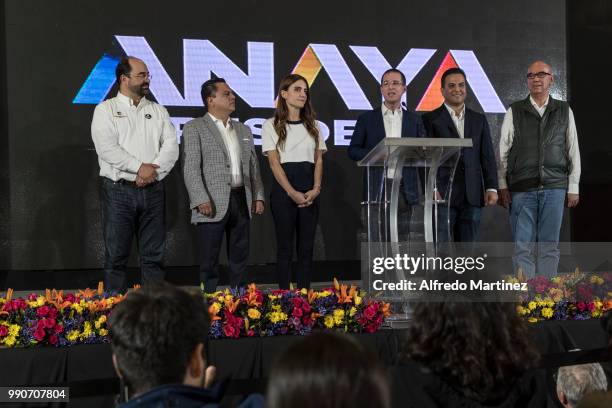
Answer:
[
  {"left": 43, "top": 318, "right": 56, "bottom": 329},
  {"left": 577, "top": 301, "right": 586, "bottom": 312},
  {"left": 65, "top": 294, "right": 77, "bottom": 303},
  {"left": 27, "top": 293, "right": 38, "bottom": 301},
  {"left": 54, "top": 324, "right": 64, "bottom": 334},
  {"left": 49, "top": 335, "right": 58, "bottom": 345},
  {"left": 33, "top": 326, "right": 46, "bottom": 341},
  {"left": 292, "top": 307, "right": 303, "bottom": 318},
  {"left": 247, "top": 329, "right": 255, "bottom": 337},
  {"left": 36, "top": 306, "right": 50, "bottom": 317},
  {"left": 0, "top": 326, "right": 8, "bottom": 337}
]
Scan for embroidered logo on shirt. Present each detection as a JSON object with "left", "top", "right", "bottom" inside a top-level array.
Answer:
[{"left": 145, "top": 114, "right": 152, "bottom": 119}]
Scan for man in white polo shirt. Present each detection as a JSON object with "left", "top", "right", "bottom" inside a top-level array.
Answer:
[{"left": 91, "top": 56, "right": 178, "bottom": 293}]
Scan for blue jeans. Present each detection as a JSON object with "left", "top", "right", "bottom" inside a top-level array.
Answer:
[
  {"left": 510, "top": 188, "right": 565, "bottom": 278},
  {"left": 102, "top": 178, "right": 166, "bottom": 293},
  {"left": 437, "top": 204, "right": 481, "bottom": 243}
]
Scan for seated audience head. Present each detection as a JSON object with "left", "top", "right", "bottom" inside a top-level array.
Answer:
[
  {"left": 267, "top": 331, "right": 390, "bottom": 408},
  {"left": 109, "top": 283, "right": 211, "bottom": 398},
  {"left": 556, "top": 363, "right": 608, "bottom": 408},
  {"left": 405, "top": 301, "right": 539, "bottom": 401}
]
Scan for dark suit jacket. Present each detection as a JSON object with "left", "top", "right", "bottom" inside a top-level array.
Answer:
[
  {"left": 422, "top": 105, "right": 497, "bottom": 207},
  {"left": 348, "top": 107, "right": 426, "bottom": 204}
]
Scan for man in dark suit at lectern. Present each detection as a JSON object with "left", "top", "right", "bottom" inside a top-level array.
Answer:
[
  {"left": 348, "top": 68, "right": 425, "bottom": 212},
  {"left": 422, "top": 67, "right": 498, "bottom": 242}
]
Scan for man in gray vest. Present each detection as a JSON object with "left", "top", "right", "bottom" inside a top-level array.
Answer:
[{"left": 498, "top": 61, "right": 581, "bottom": 278}]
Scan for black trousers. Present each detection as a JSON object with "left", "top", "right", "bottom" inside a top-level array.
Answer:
[
  {"left": 270, "top": 190, "right": 318, "bottom": 290},
  {"left": 196, "top": 187, "right": 249, "bottom": 292}
]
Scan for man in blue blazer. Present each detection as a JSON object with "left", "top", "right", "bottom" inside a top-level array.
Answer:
[
  {"left": 348, "top": 68, "right": 425, "bottom": 209},
  {"left": 422, "top": 68, "right": 498, "bottom": 242}
]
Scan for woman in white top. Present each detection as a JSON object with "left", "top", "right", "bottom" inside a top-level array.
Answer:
[{"left": 262, "top": 74, "right": 327, "bottom": 290}]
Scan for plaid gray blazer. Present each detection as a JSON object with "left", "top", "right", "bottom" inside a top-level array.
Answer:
[{"left": 181, "top": 113, "right": 265, "bottom": 224}]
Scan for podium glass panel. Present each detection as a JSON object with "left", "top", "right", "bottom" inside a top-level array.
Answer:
[{"left": 358, "top": 137, "right": 472, "bottom": 305}]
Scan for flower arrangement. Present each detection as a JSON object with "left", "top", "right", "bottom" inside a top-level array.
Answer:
[
  {"left": 0, "top": 284, "right": 122, "bottom": 348},
  {"left": 206, "top": 279, "right": 391, "bottom": 339},
  {"left": 516, "top": 270, "right": 612, "bottom": 322},
  {"left": 0, "top": 280, "right": 390, "bottom": 347}
]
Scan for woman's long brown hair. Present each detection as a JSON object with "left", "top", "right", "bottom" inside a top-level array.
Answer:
[{"left": 274, "top": 74, "right": 319, "bottom": 151}]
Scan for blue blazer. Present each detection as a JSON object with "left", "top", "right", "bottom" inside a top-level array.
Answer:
[
  {"left": 348, "top": 107, "right": 426, "bottom": 204},
  {"left": 422, "top": 105, "right": 498, "bottom": 207}
]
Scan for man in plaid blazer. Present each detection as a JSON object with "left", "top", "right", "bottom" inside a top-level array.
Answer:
[{"left": 182, "top": 78, "right": 265, "bottom": 292}]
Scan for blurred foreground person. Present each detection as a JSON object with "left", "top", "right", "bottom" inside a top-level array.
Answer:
[
  {"left": 556, "top": 363, "right": 607, "bottom": 408},
  {"left": 267, "top": 331, "right": 391, "bottom": 408},
  {"left": 109, "top": 283, "right": 262, "bottom": 407},
  {"left": 395, "top": 301, "right": 547, "bottom": 407}
]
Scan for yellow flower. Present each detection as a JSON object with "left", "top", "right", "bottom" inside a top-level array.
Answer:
[
  {"left": 551, "top": 277, "right": 561, "bottom": 284},
  {"left": 82, "top": 322, "right": 92, "bottom": 338},
  {"left": 349, "top": 307, "right": 357, "bottom": 317},
  {"left": 272, "top": 304, "right": 281, "bottom": 312},
  {"left": 67, "top": 330, "right": 80, "bottom": 342},
  {"left": 224, "top": 294, "right": 234, "bottom": 304},
  {"left": 8, "top": 324, "right": 20, "bottom": 337},
  {"left": 71, "top": 303, "right": 83, "bottom": 314},
  {"left": 247, "top": 308, "right": 261, "bottom": 320},
  {"left": 4, "top": 336, "right": 16, "bottom": 347},
  {"left": 354, "top": 296, "right": 362, "bottom": 306},
  {"left": 98, "top": 315, "right": 107, "bottom": 324},
  {"left": 269, "top": 312, "right": 287, "bottom": 324},
  {"left": 324, "top": 315, "right": 335, "bottom": 328},
  {"left": 268, "top": 295, "right": 278, "bottom": 301},
  {"left": 516, "top": 306, "right": 528, "bottom": 316},
  {"left": 590, "top": 275, "right": 604, "bottom": 285},
  {"left": 333, "top": 309, "right": 345, "bottom": 325},
  {"left": 528, "top": 317, "right": 538, "bottom": 323},
  {"left": 528, "top": 301, "right": 537, "bottom": 311},
  {"left": 319, "top": 290, "right": 332, "bottom": 297},
  {"left": 541, "top": 307, "right": 554, "bottom": 319},
  {"left": 210, "top": 302, "right": 221, "bottom": 314},
  {"left": 300, "top": 288, "right": 307, "bottom": 295},
  {"left": 36, "top": 296, "right": 45, "bottom": 307},
  {"left": 99, "top": 328, "right": 108, "bottom": 336}
]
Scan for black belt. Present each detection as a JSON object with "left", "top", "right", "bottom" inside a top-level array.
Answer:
[{"left": 107, "top": 177, "right": 159, "bottom": 188}]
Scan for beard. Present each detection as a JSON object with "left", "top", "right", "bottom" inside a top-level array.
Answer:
[{"left": 129, "top": 83, "right": 150, "bottom": 97}]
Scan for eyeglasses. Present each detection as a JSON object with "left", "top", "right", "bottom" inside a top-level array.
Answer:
[
  {"left": 381, "top": 80, "right": 404, "bottom": 87},
  {"left": 526, "top": 72, "right": 551, "bottom": 80},
  {"left": 126, "top": 73, "right": 152, "bottom": 80}
]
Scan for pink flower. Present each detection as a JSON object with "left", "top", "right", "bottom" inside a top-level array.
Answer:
[
  {"left": 0, "top": 326, "right": 8, "bottom": 337},
  {"left": 49, "top": 335, "right": 58, "bottom": 345},
  {"left": 577, "top": 301, "right": 586, "bottom": 312},
  {"left": 247, "top": 329, "right": 255, "bottom": 337},
  {"left": 54, "top": 324, "right": 64, "bottom": 334},
  {"left": 223, "top": 324, "right": 239, "bottom": 338},
  {"left": 28, "top": 293, "right": 38, "bottom": 301},
  {"left": 292, "top": 307, "right": 303, "bottom": 318},
  {"left": 65, "top": 294, "right": 76, "bottom": 303},
  {"left": 363, "top": 304, "right": 378, "bottom": 320}
]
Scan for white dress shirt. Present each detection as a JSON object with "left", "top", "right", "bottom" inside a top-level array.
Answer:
[
  {"left": 498, "top": 95, "right": 581, "bottom": 194},
  {"left": 444, "top": 103, "right": 465, "bottom": 138},
  {"left": 208, "top": 113, "right": 243, "bottom": 187},
  {"left": 91, "top": 92, "right": 178, "bottom": 181},
  {"left": 444, "top": 103, "right": 496, "bottom": 193},
  {"left": 382, "top": 103, "right": 403, "bottom": 177}
]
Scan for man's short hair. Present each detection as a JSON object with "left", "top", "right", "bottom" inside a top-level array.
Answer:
[
  {"left": 380, "top": 68, "right": 406, "bottom": 85},
  {"left": 557, "top": 363, "right": 608, "bottom": 407},
  {"left": 115, "top": 57, "right": 134, "bottom": 83},
  {"left": 441, "top": 67, "right": 467, "bottom": 87},
  {"left": 109, "top": 283, "right": 210, "bottom": 396},
  {"left": 201, "top": 78, "right": 227, "bottom": 107}
]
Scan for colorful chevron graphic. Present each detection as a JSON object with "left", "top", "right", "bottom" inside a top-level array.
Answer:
[{"left": 416, "top": 51, "right": 459, "bottom": 111}]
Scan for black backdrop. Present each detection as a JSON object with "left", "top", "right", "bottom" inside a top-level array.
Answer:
[{"left": 1, "top": 0, "right": 568, "bottom": 272}]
